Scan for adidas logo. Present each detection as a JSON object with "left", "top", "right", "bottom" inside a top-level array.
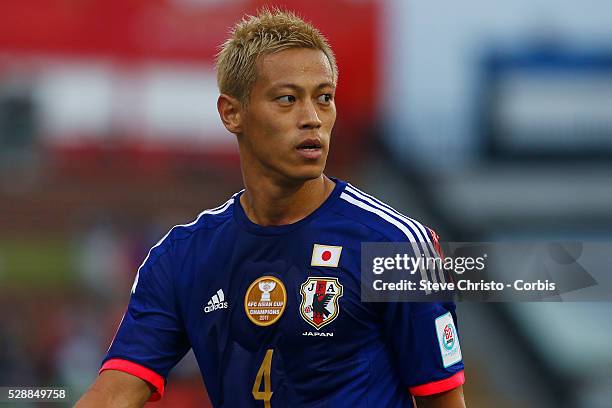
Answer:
[{"left": 204, "top": 289, "right": 228, "bottom": 313}]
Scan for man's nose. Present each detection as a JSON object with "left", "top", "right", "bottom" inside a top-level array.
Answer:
[{"left": 298, "top": 100, "right": 322, "bottom": 130}]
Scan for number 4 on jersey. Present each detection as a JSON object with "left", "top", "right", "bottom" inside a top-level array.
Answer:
[{"left": 252, "top": 349, "right": 274, "bottom": 407}]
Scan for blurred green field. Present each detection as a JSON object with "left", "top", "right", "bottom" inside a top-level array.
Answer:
[{"left": 0, "top": 239, "right": 75, "bottom": 288}]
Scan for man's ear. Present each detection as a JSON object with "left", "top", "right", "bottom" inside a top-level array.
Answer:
[{"left": 217, "top": 94, "right": 243, "bottom": 134}]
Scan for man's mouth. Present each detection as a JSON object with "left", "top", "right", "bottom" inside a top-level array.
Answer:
[
  {"left": 296, "top": 138, "right": 322, "bottom": 151},
  {"left": 296, "top": 138, "right": 323, "bottom": 159}
]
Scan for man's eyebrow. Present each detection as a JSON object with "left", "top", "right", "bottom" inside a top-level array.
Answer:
[{"left": 268, "top": 82, "right": 336, "bottom": 92}]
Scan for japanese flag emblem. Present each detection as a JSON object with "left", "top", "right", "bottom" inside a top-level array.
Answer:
[{"left": 311, "top": 244, "right": 342, "bottom": 267}]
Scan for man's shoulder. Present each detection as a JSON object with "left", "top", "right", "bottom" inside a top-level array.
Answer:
[
  {"left": 332, "top": 182, "right": 434, "bottom": 244},
  {"left": 146, "top": 192, "right": 239, "bottom": 263},
  {"left": 130, "top": 193, "right": 239, "bottom": 294},
  {"left": 171, "top": 194, "right": 238, "bottom": 240}
]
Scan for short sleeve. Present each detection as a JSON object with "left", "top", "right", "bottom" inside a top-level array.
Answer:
[
  {"left": 100, "top": 240, "right": 190, "bottom": 401},
  {"left": 382, "top": 301, "right": 465, "bottom": 396}
]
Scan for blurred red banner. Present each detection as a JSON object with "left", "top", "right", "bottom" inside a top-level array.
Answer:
[{"left": 0, "top": 0, "right": 379, "bottom": 122}]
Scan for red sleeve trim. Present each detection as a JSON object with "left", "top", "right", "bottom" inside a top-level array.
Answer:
[
  {"left": 409, "top": 370, "right": 465, "bottom": 397},
  {"left": 99, "top": 359, "right": 165, "bottom": 402},
  {"left": 426, "top": 227, "right": 445, "bottom": 259}
]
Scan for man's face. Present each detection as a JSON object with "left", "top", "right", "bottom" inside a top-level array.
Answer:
[{"left": 239, "top": 48, "right": 337, "bottom": 184}]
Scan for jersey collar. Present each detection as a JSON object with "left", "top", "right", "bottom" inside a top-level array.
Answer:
[{"left": 233, "top": 177, "right": 346, "bottom": 236}]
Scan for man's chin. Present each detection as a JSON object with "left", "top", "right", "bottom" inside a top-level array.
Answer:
[
  {"left": 281, "top": 167, "right": 325, "bottom": 185},
  {"left": 295, "top": 167, "right": 325, "bottom": 181}
]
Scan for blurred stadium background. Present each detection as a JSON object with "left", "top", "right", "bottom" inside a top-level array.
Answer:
[{"left": 1, "top": 0, "right": 611, "bottom": 407}]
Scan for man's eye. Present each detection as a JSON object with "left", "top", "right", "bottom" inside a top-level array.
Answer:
[
  {"left": 277, "top": 95, "right": 296, "bottom": 104},
  {"left": 317, "top": 94, "right": 333, "bottom": 104}
]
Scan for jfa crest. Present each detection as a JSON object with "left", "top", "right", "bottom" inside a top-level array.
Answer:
[{"left": 299, "top": 277, "right": 343, "bottom": 330}]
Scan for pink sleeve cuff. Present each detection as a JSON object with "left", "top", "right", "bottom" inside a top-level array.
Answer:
[
  {"left": 99, "top": 359, "right": 165, "bottom": 401},
  {"left": 409, "top": 370, "right": 465, "bottom": 396}
]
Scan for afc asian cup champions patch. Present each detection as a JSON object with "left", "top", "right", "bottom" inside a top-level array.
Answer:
[
  {"left": 244, "top": 276, "right": 287, "bottom": 327},
  {"left": 435, "top": 312, "right": 463, "bottom": 368}
]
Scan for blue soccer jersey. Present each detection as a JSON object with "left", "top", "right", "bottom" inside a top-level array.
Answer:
[{"left": 101, "top": 178, "right": 464, "bottom": 407}]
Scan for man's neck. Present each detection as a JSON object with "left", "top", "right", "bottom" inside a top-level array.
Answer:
[{"left": 240, "top": 174, "right": 335, "bottom": 226}]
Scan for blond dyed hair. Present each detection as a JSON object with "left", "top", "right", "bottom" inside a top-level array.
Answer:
[{"left": 216, "top": 8, "right": 338, "bottom": 104}]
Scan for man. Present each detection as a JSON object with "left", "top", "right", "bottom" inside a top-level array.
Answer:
[{"left": 77, "top": 9, "right": 465, "bottom": 408}]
